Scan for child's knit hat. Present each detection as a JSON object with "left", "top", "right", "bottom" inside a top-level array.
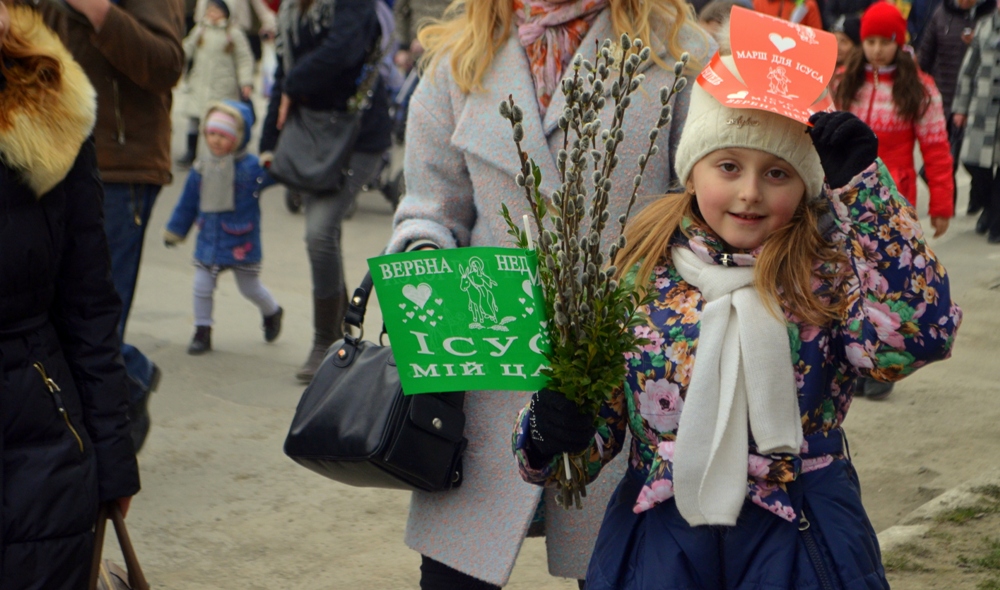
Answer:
[
  {"left": 674, "top": 55, "right": 826, "bottom": 200},
  {"left": 860, "top": 2, "right": 907, "bottom": 47},
  {"left": 205, "top": 109, "right": 241, "bottom": 146}
]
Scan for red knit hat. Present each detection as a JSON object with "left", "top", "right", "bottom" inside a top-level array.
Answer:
[{"left": 860, "top": 2, "right": 908, "bottom": 46}]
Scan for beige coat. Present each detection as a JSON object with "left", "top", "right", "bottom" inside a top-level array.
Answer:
[{"left": 180, "top": 21, "right": 254, "bottom": 119}]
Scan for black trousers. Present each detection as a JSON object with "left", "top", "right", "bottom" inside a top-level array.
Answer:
[
  {"left": 965, "top": 164, "right": 1000, "bottom": 238},
  {"left": 420, "top": 555, "right": 586, "bottom": 590}
]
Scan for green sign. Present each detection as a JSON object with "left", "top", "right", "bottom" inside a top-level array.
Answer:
[{"left": 368, "top": 247, "right": 552, "bottom": 394}]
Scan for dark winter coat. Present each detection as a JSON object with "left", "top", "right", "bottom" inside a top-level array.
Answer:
[
  {"left": 259, "top": 0, "right": 392, "bottom": 156},
  {"left": 952, "top": 10, "right": 1000, "bottom": 168},
  {"left": 166, "top": 101, "right": 277, "bottom": 266},
  {"left": 823, "top": 0, "right": 875, "bottom": 29},
  {"left": 0, "top": 8, "right": 140, "bottom": 589},
  {"left": 918, "top": 0, "right": 997, "bottom": 118}
]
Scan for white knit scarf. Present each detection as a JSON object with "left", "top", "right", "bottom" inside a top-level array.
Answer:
[{"left": 670, "top": 247, "right": 803, "bottom": 526}]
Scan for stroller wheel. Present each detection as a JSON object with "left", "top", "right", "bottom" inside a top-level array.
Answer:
[{"left": 285, "top": 189, "right": 302, "bottom": 213}]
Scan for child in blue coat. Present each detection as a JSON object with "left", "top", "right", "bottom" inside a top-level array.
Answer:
[
  {"left": 514, "top": 55, "right": 962, "bottom": 589},
  {"left": 165, "top": 100, "right": 283, "bottom": 354}
]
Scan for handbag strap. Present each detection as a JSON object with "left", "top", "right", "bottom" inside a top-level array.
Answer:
[
  {"left": 88, "top": 503, "right": 109, "bottom": 590},
  {"left": 344, "top": 272, "right": 375, "bottom": 334},
  {"left": 347, "top": 30, "right": 386, "bottom": 114},
  {"left": 88, "top": 502, "right": 150, "bottom": 590}
]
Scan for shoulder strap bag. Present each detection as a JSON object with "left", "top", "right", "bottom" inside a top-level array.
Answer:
[
  {"left": 88, "top": 502, "right": 149, "bottom": 590},
  {"left": 283, "top": 272, "right": 467, "bottom": 492},
  {"left": 269, "top": 34, "right": 384, "bottom": 194}
]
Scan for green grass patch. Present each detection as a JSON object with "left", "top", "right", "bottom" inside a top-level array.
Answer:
[
  {"left": 937, "top": 504, "right": 1000, "bottom": 524},
  {"left": 972, "top": 538, "right": 1000, "bottom": 571},
  {"left": 972, "top": 485, "right": 1000, "bottom": 503},
  {"left": 883, "top": 547, "right": 933, "bottom": 573},
  {"left": 977, "top": 578, "right": 1000, "bottom": 590}
]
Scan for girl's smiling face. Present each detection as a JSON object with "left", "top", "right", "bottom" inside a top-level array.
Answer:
[{"left": 688, "top": 148, "right": 806, "bottom": 251}]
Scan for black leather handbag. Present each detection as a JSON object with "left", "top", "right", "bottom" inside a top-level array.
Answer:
[
  {"left": 269, "top": 35, "right": 382, "bottom": 194},
  {"left": 283, "top": 273, "right": 467, "bottom": 492}
]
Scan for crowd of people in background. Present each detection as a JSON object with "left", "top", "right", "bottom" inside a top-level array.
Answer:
[{"left": 0, "top": 0, "right": 984, "bottom": 586}]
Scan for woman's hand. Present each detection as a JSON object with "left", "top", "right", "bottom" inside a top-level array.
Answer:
[
  {"left": 64, "top": 0, "right": 111, "bottom": 30},
  {"left": 277, "top": 93, "right": 292, "bottom": 130},
  {"left": 241, "top": 85, "right": 253, "bottom": 100},
  {"left": 930, "top": 216, "right": 950, "bottom": 238},
  {"left": 952, "top": 113, "right": 967, "bottom": 128}
]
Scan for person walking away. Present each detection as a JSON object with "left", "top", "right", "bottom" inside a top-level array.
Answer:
[
  {"left": 918, "top": 0, "right": 995, "bottom": 215},
  {"left": 0, "top": 4, "right": 140, "bottom": 587},
  {"left": 951, "top": 2, "right": 1000, "bottom": 242},
  {"left": 177, "top": 0, "right": 255, "bottom": 167},
  {"left": 41, "top": 0, "right": 186, "bottom": 453},
  {"left": 513, "top": 58, "right": 962, "bottom": 590},
  {"left": 164, "top": 101, "right": 283, "bottom": 354},
  {"left": 833, "top": 1, "right": 955, "bottom": 400},
  {"left": 194, "top": 0, "right": 277, "bottom": 61},
  {"left": 258, "top": 0, "right": 393, "bottom": 383},
  {"left": 385, "top": 0, "right": 713, "bottom": 586}
]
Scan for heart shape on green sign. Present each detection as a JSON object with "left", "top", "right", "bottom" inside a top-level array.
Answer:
[{"left": 403, "top": 283, "right": 432, "bottom": 309}]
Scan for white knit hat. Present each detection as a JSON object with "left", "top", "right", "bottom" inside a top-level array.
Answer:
[{"left": 675, "top": 56, "right": 825, "bottom": 200}]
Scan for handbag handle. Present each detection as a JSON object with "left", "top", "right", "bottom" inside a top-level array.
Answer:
[
  {"left": 344, "top": 272, "right": 375, "bottom": 334},
  {"left": 88, "top": 502, "right": 150, "bottom": 590}
]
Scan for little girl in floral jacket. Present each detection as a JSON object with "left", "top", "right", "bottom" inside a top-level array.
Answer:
[{"left": 513, "top": 57, "right": 962, "bottom": 589}]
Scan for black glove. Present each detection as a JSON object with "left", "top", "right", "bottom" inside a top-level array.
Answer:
[
  {"left": 525, "top": 388, "right": 596, "bottom": 466},
  {"left": 808, "top": 111, "right": 879, "bottom": 189}
]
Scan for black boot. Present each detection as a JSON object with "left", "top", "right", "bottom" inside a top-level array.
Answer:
[
  {"left": 976, "top": 210, "right": 990, "bottom": 235},
  {"left": 177, "top": 132, "right": 198, "bottom": 167},
  {"left": 188, "top": 326, "right": 212, "bottom": 355},
  {"left": 295, "top": 294, "right": 346, "bottom": 383},
  {"left": 864, "top": 379, "right": 894, "bottom": 401},
  {"left": 263, "top": 307, "right": 283, "bottom": 342}
]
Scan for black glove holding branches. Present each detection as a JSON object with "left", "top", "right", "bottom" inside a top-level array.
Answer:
[
  {"left": 808, "top": 111, "right": 879, "bottom": 189},
  {"left": 525, "top": 388, "right": 596, "bottom": 467}
]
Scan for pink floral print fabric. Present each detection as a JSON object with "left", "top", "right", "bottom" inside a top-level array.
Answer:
[{"left": 514, "top": 161, "right": 962, "bottom": 524}]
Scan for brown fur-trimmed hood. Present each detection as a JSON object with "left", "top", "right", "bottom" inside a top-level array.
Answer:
[{"left": 0, "top": 6, "right": 96, "bottom": 197}]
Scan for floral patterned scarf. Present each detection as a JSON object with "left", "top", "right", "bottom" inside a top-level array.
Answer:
[{"left": 512, "top": 0, "right": 608, "bottom": 114}]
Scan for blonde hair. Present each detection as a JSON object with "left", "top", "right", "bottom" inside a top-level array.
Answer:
[
  {"left": 418, "top": 0, "right": 699, "bottom": 93},
  {"left": 614, "top": 191, "right": 847, "bottom": 326}
]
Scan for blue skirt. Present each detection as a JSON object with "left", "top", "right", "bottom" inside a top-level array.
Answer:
[{"left": 585, "top": 459, "right": 889, "bottom": 590}]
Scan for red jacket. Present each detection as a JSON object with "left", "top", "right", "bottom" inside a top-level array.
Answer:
[
  {"left": 840, "top": 66, "right": 955, "bottom": 219},
  {"left": 753, "top": 0, "right": 824, "bottom": 30}
]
